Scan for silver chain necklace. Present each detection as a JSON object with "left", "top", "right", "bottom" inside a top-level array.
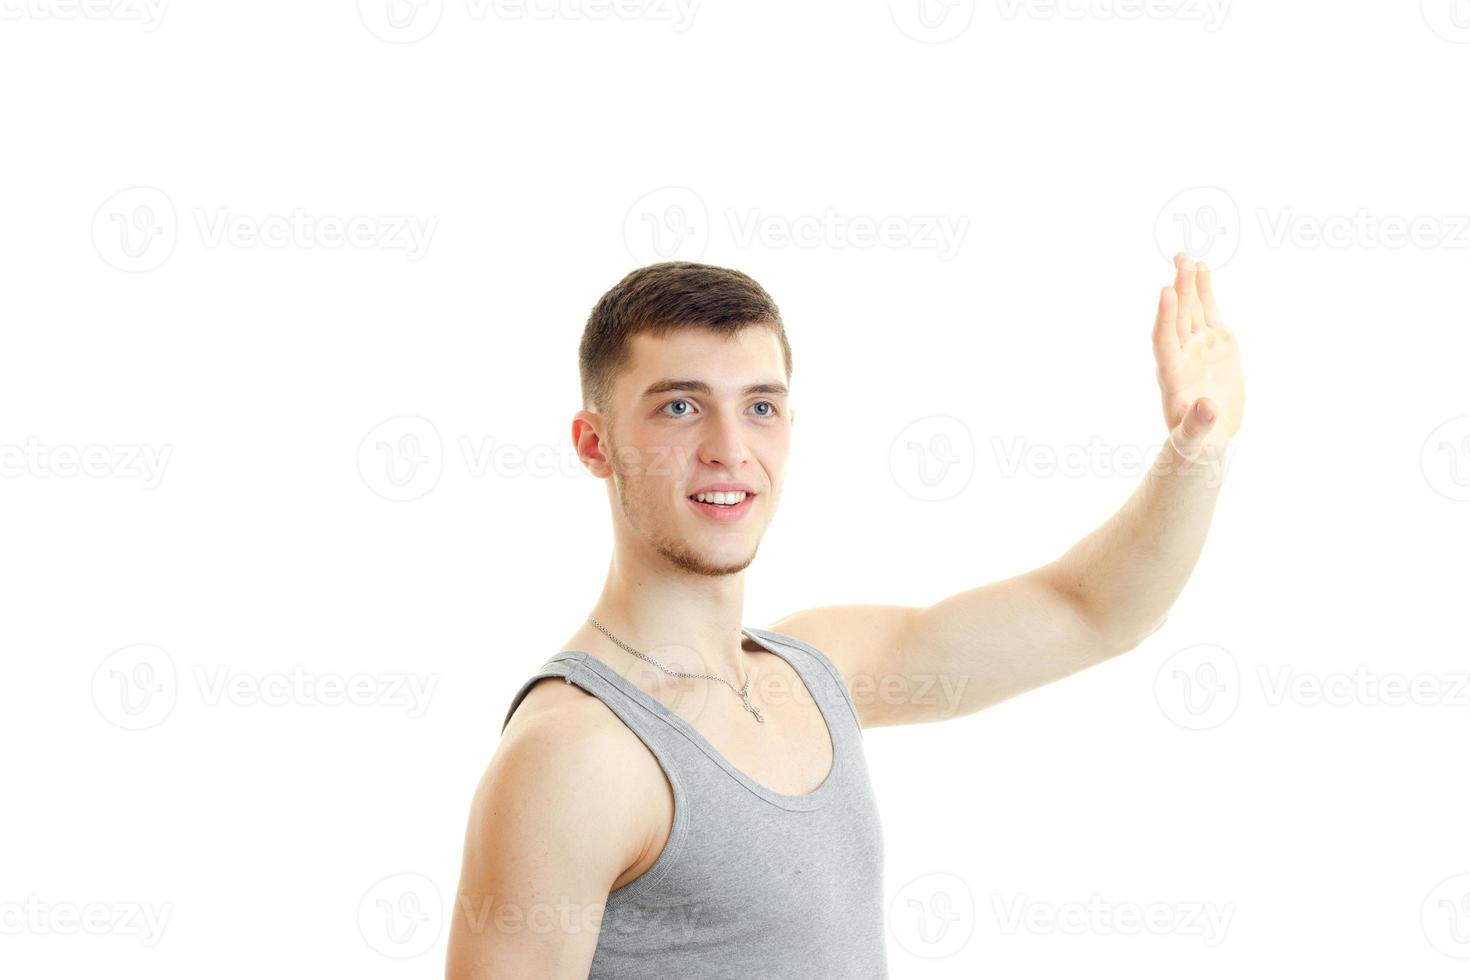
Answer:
[{"left": 587, "top": 616, "right": 765, "bottom": 723}]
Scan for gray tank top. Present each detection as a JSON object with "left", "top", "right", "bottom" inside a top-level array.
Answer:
[{"left": 501, "top": 625, "right": 889, "bottom": 978}]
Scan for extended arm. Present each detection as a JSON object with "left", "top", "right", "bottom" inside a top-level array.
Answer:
[{"left": 770, "top": 254, "right": 1245, "bottom": 727}]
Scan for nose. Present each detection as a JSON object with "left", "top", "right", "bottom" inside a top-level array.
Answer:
[{"left": 697, "top": 405, "right": 751, "bottom": 471}]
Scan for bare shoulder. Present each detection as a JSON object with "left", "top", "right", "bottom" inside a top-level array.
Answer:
[
  {"left": 488, "top": 674, "right": 669, "bottom": 850},
  {"left": 762, "top": 603, "right": 917, "bottom": 685},
  {"left": 446, "top": 678, "right": 668, "bottom": 977}
]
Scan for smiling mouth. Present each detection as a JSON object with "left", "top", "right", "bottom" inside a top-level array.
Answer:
[
  {"left": 686, "top": 490, "right": 756, "bottom": 521},
  {"left": 688, "top": 490, "right": 752, "bottom": 507}
]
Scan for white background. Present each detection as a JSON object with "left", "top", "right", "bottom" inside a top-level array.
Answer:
[{"left": 3, "top": 1, "right": 1469, "bottom": 977}]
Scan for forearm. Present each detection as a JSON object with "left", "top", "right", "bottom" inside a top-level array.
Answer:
[{"left": 1050, "top": 439, "right": 1228, "bottom": 651}]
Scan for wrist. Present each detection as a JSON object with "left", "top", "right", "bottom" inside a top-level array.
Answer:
[{"left": 1158, "top": 431, "right": 1230, "bottom": 486}]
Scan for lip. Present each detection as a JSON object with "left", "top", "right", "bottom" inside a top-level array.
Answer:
[{"left": 685, "top": 489, "right": 756, "bottom": 524}]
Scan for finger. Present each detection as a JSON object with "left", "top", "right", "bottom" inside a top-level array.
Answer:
[
  {"left": 1171, "top": 255, "right": 1194, "bottom": 343},
  {"left": 1175, "top": 254, "right": 1205, "bottom": 334},
  {"left": 1168, "top": 397, "right": 1218, "bottom": 463},
  {"left": 1196, "top": 261, "right": 1224, "bottom": 329},
  {"left": 1153, "top": 285, "right": 1183, "bottom": 370},
  {"left": 1173, "top": 252, "right": 1196, "bottom": 307}
]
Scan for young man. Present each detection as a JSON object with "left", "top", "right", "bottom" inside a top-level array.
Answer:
[{"left": 445, "top": 256, "right": 1244, "bottom": 978}]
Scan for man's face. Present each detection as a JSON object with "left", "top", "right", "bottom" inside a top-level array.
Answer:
[{"left": 589, "top": 324, "right": 792, "bottom": 578}]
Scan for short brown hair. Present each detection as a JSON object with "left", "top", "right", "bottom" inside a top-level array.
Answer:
[{"left": 579, "top": 261, "right": 792, "bottom": 414}]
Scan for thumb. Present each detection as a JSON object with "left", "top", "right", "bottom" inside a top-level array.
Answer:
[{"left": 1168, "top": 397, "right": 1217, "bottom": 462}]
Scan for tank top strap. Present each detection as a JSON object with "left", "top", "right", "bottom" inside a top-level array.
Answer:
[
  {"left": 499, "top": 649, "right": 689, "bottom": 756},
  {"left": 501, "top": 651, "right": 575, "bottom": 734},
  {"left": 502, "top": 629, "right": 866, "bottom": 742},
  {"left": 741, "top": 625, "right": 865, "bottom": 740}
]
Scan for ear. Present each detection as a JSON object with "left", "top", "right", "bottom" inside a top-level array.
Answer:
[{"left": 572, "top": 410, "right": 612, "bottom": 478}]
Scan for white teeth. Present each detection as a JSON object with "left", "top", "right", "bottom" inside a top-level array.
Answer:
[{"left": 693, "top": 490, "right": 747, "bottom": 505}]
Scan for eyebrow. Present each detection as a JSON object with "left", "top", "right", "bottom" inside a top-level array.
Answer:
[{"left": 640, "top": 378, "right": 789, "bottom": 399}]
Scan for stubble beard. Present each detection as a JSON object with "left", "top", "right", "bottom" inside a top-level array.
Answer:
[{"left": 611, "top": 460, "right": 758, "bottom": 579}]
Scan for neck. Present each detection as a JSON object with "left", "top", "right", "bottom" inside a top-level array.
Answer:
[{"left": 582, "top": 550, "right": 751, "bottom": 681}]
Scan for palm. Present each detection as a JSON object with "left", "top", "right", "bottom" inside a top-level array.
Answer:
[{"left": 1153, "top": 253, "right": 1245, "bottom": 458}]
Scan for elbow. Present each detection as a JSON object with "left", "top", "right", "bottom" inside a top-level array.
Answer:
[
  {"left": 1118, "top": 614, "right": 1168, "bottom": 653},
  {"left": 1071, "top": 597, "right": 1163, "bottom": 661},
  {"left": 1055, "top": 572, "right": 1167, "bottom": 661}
]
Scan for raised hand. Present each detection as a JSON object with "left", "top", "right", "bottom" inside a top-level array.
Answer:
[{"left": 1152, "top": 252, "right": 1245, "bottom": 463}]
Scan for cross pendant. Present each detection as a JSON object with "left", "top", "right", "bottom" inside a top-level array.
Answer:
[{"left": 742, "top": 694, "right": 765, "bottom": 723}]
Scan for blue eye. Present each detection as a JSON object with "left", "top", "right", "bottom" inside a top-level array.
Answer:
[{"left": 660, "top": 399, "right": 778, "bottom": 418}]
